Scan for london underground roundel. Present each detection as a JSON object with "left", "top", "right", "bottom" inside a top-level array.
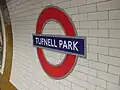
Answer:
[{"left": 33, "top": 6, "right": 86, "bottom": 79}]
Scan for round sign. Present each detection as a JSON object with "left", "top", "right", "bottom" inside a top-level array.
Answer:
[{"left": 36, "top": 6, "right": 77, "bottom": 79}]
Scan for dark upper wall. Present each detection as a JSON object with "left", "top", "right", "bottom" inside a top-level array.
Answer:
[
  {"left": 0, "top": 0, "right": 10, "bottom": 24},
  {"left": 0, "top": 0, "right": 6, "bottom": 6}
]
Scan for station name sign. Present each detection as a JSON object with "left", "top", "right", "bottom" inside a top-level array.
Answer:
[
  {"left": 33, "top": 34, "right": 86, "bottom": 56},
  {"left": 33, "top": 6, "right": 86, "bottom": 79}
]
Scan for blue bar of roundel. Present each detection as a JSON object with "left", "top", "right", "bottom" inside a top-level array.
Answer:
[{"left": 33, "top": 35, "right": 86, "bottom": 57}]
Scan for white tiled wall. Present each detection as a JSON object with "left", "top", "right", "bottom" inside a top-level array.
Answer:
[{"left": 6, "top": 0, "right": 120, "bottom": 90}]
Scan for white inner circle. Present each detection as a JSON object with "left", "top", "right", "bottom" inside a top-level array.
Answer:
[{"left": 42, "top": 21, "right": 66, "bottom": 65}]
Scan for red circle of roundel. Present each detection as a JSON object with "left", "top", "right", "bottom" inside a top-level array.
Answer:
[{"left": 36, "top": 6, "right": 77, "bottom": 79}]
